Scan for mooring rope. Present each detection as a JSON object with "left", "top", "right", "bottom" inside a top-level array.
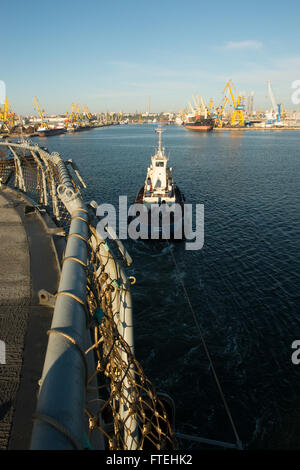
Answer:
[{"left": 166, "top": 240, "right": 242, "bottom": 449}]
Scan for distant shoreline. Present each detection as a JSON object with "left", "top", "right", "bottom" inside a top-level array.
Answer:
[
  {"left": 1, "top": 125, "right": 300, "bottom": 139},
  {"left": 213, "top": 127, "right": 300, "bottom": 131}
]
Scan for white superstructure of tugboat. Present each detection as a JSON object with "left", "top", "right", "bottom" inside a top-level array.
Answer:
[{"left": 129, "top": 126, "right": 185, "bottom": 240}]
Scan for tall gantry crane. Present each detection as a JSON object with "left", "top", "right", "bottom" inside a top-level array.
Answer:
[
  {"left": 65, "top": 103, "right": 76, "bottom": 128},
  {"left": 83, "top": 105, "right": 92, "bottom": 120},
  {"left": 223, "top": 80, "right": 245, "bottom": 127},
  {"left": 0, "top": 98, "right": 9, "bottom": 131},
  {"left": 33, "top": 96, "right": 49, "bottom": 129},
  {"left": 75, "top": 104, "right": 82, "bottom": 123},
  {"left": 65, "top": 103, "right": 87, "bottom": 128},
  {"left": 208, "top": 98, "right": 214, "bottom": 116},
  {"left": 117, "top": 110, "right": 124, "bottom": 123},
  {"left": 214, "top": 96, "right": 229, "bottom": 127},
  {"left": 267, "top": 80, "right": 281, "bottom": 123},
  {"left": 0, "top": 98, "right": 18, "bottom": 132},
  {"left": 191, "top": 94, "right": 209, "bottom": 117}
]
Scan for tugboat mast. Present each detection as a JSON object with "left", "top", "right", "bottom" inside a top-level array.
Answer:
[{"left": 156, "top": 126, "right": 164, "bottom": 156}]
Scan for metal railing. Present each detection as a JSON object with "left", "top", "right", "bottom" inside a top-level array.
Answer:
[{"left": 0, "top": 140, "right": 176, "bottom": 450}]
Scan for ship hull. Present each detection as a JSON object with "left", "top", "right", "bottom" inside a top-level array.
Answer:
[
  {"left": 128, "top": 186, "right": 185, "bottom": 241},
  {"left": 185, "top": 117, "right": 214, "bottom": 132},
  {"left": 37, "top": 128, "right": 66, "bottom": 137},
  {"left": 74, "top": 125, "right": 92, "bottom": 132},
  {"left": 184, "top": 124, "right": 213, "bottom": 132},
  {"left": 67, "top": 125, "right": 92, "bottom": 132}
]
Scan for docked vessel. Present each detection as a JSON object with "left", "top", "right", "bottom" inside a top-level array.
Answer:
[
  {"left": 128, "top": 127, "right": 185, "bottom": 240},
  {"left": 184, "top": 115, "right": 214, "bottom": 131},
  {"left": 66, "top": 123, "right": 92, "bottom": 132},
  {"left": 75, "top": 123, "right": 92, "bottom": 131},
  {"left": 37, "top": 126, "right": 66, "bottom": 137}
]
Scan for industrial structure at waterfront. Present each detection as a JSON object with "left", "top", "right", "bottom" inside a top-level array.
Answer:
[{"left": 1, "top": 79, "right": 300, "bottom": 137}]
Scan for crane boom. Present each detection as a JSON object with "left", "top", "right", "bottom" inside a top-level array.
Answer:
[
  {"left": 188, "top": 101, "right": 195, "bottom": 114},
  {"left": 267, "top": 80, "right": 277, "bottom": 113},
  {"left": 223, "top": 80, "right": 237, "bottom": 108},
  {"left": 223, "top": 80, "right": 245, "bottom": 127},
  {"left": 33, "top": 96, "right": 49, "bottom": 128}
]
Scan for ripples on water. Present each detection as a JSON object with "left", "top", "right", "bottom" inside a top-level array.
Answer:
[{"left": 34, "top": 126, "right": 300, "bottom": 449}]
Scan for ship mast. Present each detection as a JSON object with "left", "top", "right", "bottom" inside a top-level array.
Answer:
[{"left": 156, "top": 126, "right": 163, "bottom": 155}]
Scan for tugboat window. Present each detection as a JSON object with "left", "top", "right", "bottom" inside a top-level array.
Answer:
[{"left": 156, "top": 162, "right": 164, "bottom": 167}]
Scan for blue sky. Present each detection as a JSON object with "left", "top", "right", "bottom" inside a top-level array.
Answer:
[{"left": 2, "top": 0, "right": 300, "bottom": 114}]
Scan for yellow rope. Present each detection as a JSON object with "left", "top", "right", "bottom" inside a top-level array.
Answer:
[
  {"left": 56, "top": 291, "right": 85, "bottom": 306},
  {"left": 47, "top": 328, "right": 88, "bottom": 386},
  {"left": 71, "top": 215, "right": 89, "bottom": 224},
  {"left": 63, "top": 256, "right": 87, "bottom": 268},
  {"left": 67, "top": 233, "right": 89, "bottom": 243},
  {"left": 71, "top": 208, "right": 89, "bottom": 217}
]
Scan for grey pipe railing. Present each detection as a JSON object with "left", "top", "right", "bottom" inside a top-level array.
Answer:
[{"left": 30, "top": 183, "right": 91, "bottom": 449}]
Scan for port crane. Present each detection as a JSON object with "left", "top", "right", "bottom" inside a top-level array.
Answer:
[
  {"left": 117, "top": 110, "right": 124, "bottom": 123},
  {"left": 256, "top": 104, "right": 261, "bottom": 120},
  {"left": 76, "top": 104, "right": 88, "bottom": 126},
  {"left": 214, "top": 96, "right": 229, "bottom": 127},
  {"left": 188, "top": 101, "right": 196, "bottom": 116},
  {"left": 65, "top": 103, "right": 87, "bottom": 128},
  {"left": 0, "top": 98, "right": 18, "bottom": 132},
  {"left": 177, "top": 109, "right": 187, "bottom": 122},
  {"left": 75, "top": 104, "right": 82, "bottom": 123},
  {"left": 208, "top": 98, "right": 214, "bottom": 116},
  {"left": 33, "top": 97, "right": 50, "bottom": 129},
  {"left": 188, "top": 94, "right": 213, "bottom": 120},
  {"left": 0, "top": 98, "right": 10, "bottom": 131},
  {"left": 223, "top": 80, "right": 245, "bottom": 127},
  {"left": 83, "top": 105, "right": 92, "bottom": 120},
  {"left": 65, "top": 103, "right": 76, "bottom": 128},
  {"left": 267, "top": 80, "right": 282, "bottom": 124},
  {"left": 192, "top": 94, "right": 209, "bottom": 117}
]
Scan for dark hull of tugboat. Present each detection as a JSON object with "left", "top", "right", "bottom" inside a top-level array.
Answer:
[
  {"left": 37, "top": 128, "right": 66, "bottom": 137},
  {"left": 128, "top": 186, "right": 185, "bottom": 241}
]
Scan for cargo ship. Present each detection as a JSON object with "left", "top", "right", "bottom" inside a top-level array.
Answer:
[
  {"left": 184, "top": 115, "right": 214, "bottom": 132},
  {"left": 37, "top": 126, "right": 66, "bottom": 137}
]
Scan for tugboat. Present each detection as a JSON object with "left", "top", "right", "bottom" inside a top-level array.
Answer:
[{"left": 128, "top": 127, "right": 185, "bottom": 240}]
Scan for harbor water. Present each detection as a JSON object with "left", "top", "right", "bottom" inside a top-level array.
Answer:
[{"left": 33, "top": 125, "right": 300, "bottom": 449}]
